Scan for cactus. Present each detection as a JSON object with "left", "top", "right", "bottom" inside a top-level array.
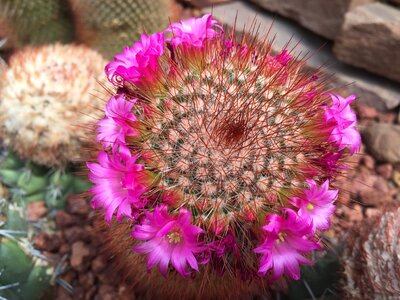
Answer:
[
  {"left": 68, "top": 0, "right": 179, "bottom": 58},
  {"left": 0, "top": 0, "right": 74, "bottom": 49},
  {"left": 0, "top": 196, "right": 54, "bottom": 300},
  {"left": 0, "top": 44, "right": 107, "bottom": 167},
  {"left": 87, "top": 15, "right": 361, "bottom": 299},
  {"left": 0, "top": 149, "right": 91, "bottom": 210},
  {"left": 341, "top": 206, "right": 400, "bottom": 299}
]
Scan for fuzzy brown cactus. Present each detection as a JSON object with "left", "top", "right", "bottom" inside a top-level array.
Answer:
[{"left": 342, "top": 206, "right": 400, "bottom": 299}]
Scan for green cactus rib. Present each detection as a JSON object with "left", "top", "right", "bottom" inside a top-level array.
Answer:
[
  {"left": 69, "top": 0, "right": 171, "bottom": 58},
  {"left": 0, "top": 0, "right": 74, "bottom": 49},
  {"left": 0, "top": 150, "right": 91, "bottom": 209}
]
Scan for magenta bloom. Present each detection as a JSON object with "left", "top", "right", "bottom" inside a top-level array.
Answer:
[
  {"left": 96, "top": 95, "right": 138, "bottom": 148},
  {"left": 254, "top": 209, "right": 319, "bottom": 280},
  {"left": 87, "top": 150, "right": 147, "bottom": 222},
  {"left": 289, "top": 179, "right": 338, "bottom": 232},
  {"left": 324, "top": 94, "right": 361, "bottom": 154},
  {"left": 166, "top": 14, "right": 223, "bottom": 49},
  {"left": 105, "top": 33, "right": 164, "bottom": 86},
  {"left": 274, "top": 50, "right": 291, "bottom": 66},
  {"left": 132, "top": 206, "right": 204, "bottom": 277}
]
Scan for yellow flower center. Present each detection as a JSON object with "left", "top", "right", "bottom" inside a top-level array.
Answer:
[
  {"left": 167, "top": 231, "right": 182, "bottom": 244},
  {"left": 307, "top": 203, "right": 314, "bottom": 211}
]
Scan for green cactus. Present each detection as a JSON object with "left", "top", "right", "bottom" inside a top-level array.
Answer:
[
  {"left": 69, "top": 0, "right": 174, "bottom": 58},
  {"left": 0, "top": 200, "right": 53, "bottom": 300},
  {"left": 0, "top": 0, "right": 74, "bottom": 49},
  {"left": 0, "top": 150, "right": 91, "bottom": 210}
]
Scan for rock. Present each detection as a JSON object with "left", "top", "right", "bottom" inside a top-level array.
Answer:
[
  {"left": 204, "top": 2, "right": 400, "bottom": 111},
  {"left": 56, "top": 210, "right": 80, "bottom": 228},
  {"left": 91, "top": 255, "right": 108, "bottom": 273},
  {"left": 67, "top": 195, "right": 90, "bottom": 215},
  {"left": 363, "top": 123, "right": 400, "bottom": 163},
  {"left": 376, "top": 163, "right": 393, "bottom": 179},
  {"left": 70, "top": 241, "right": 91, "bottom": 271},
  {"left": 182, "top": 0, "right": 232, "bottom": 7},
  {"left": 249, "top": 0, "right": 375, "bottom": 40},
  {"left": 26, "top": 201, "right": 47, "bottom": 220},
  {"left": 356, "top": 103, "right": 378, "bottom": 119},
  {"left": 64, "top": 226, "right": 87, "bottom": 243},
  {"left": 334, "top": 3, "right": 400, "bottom": 83},
  {"left": 34, "top": 232, "right": 61, "bottom": 252},
  {"left": 361, "top": 155, "right": 375, "bottom": 169}
]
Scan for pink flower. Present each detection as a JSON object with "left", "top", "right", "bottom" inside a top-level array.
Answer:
[
  {"left": 105, "top": 33, "right": 164, "bottom": 87},
  {"left": 254, "top": 209, "right": 319, "bottom": 280},
  {"left": 87, "top": 150, "right": 148, "bottom": 222},
  {"left": 132, "top": 206, "right": 205, "bottom": 277},
  {"left": 324, "top": 94, "right": 361, "bottom": 154},
  {"left": 166, "top": 14, "right": 223, "bottom": 49},
  {"left": 96, "top": 95, "right": 138, "bottom": 149},
  {"left": 274, "top": 50, "right": 291, "bottom": 66},
  {"left": 289, "top": 179, "right": 338, "bottom": 232}
]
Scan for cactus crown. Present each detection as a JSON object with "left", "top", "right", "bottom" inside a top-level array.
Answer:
[{"left": 87, "top": 15, "right": 361, "bottom": 281}]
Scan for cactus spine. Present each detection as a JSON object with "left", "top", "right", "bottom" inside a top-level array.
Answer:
[
  {"left": 0, "top": 0, "right": 74, "bottom": 49},
  {"left": 68, "top": 0, "right": 178, "bottom": 58}
]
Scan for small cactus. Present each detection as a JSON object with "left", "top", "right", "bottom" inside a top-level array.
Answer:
[
  {"left": 87, "top": 15, "right": 361, "bottom": 298},
  {"left": 0, "top": 44, "right": 107, "bottom": 167},
  {"left": 0, "top": 198, "right": 54, "bottom": 300},
  {"left": 68, "top": 0, "right": 180, "bottom": 58},
  {"left": 0, "top": 149, "right": 91, "bottom": 209},
  {"left": 0, "top": 0, "right": 74, "bottom": 49},
  {"left": 341, "top": 206, "right": 400, "bottom": 299}
]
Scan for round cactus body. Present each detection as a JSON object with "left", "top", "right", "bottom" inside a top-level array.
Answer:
[
  {"left": 0, "top": 44, "right": 107, "bottom": 167},
  {"left": 0, "top": 0, "right": 74, "bottom": 49},
  {"left": 69, "top": 0, "right": 179, "bottom": 59},
  {"left": 87, "top": 15, "right": 362, "bottom": 298}
]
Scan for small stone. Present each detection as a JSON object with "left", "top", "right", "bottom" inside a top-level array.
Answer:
[
  {"left": 58, "top": 243, "right": 71, "bottom": 255},
  {"left": 26, "top": 201, "right": 47, "bottom": 220},
  {"left": 56, "top": 211, "right": 79, "bottom": 228},
  {"left": 56, "top": 286, "right": 74, "bottom": 300},
  {"left": 365, "top": 208, "right": 381, "bottom": 219},
  {"left": 79, "top": 272, "right": 95, "bottom": 289},
  {"left": 91, "top": 255, "right": 108, "bottom": 273},
  {"left": 64, "top": 226, "right": 88, "bottom": 243},
  {"left": 34, "top": 232, "right": 60, "bottom": 252},
  {"left": 95, "top": 285, "right": 118, "bottom": 300},
  {"left": 363, "top": 123, "right": 400, "bottom": 164},
  {"left": 361, "top": 155, "right": 375, "bottom": 170},
  {"left": 376, "top": 164, "right": 393, "bottom": 179},
  {"left": 67, "top": 195, "right": 90, "bottom": 215},
  {"left": 349, "top": 205, "right": 363, "bottom": 223},
  {"left": 356, "top": 103, "right": 378, "bottom": 119},
  {"left": 70, "top": 241, "right": 91, "bottom": 271}
]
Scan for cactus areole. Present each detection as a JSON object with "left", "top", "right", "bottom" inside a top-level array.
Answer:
[{"left": 87, "top": 15, "right": 361, "bottom": 283}]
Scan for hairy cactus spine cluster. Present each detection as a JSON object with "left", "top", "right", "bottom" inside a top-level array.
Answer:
[
  {"left": 87, "top": 15, "right": 361, "bottom": 299},
  {"left": 0, "top": 44, "right": 107, "bottom": 167}
]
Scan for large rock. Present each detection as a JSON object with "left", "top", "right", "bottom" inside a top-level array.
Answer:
[
  {"left": 249, "top": 0, "right": 375, "bottom": 40},
  {"left": 334, "top": 3, "right": 400, "bottom": 83},
  {"left": 204, "top": 1, "right": 400, "bottom": 111},
  {"left": 363, "top": 123, "right": 400, "bottom": 163}
]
